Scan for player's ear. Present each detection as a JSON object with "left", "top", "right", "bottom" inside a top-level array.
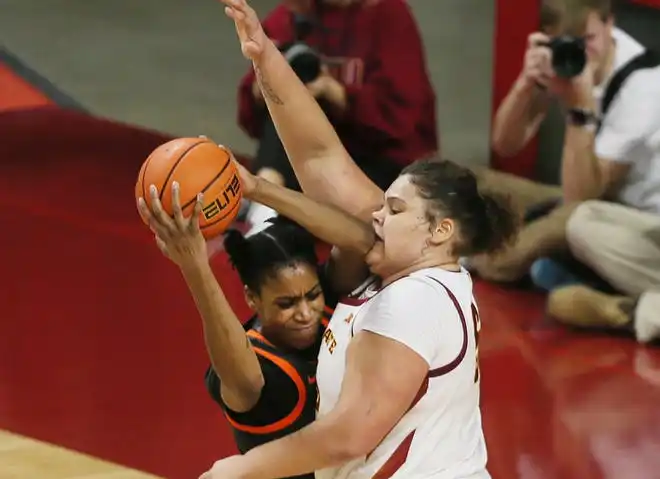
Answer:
[
  {"left": 244, "top": 286, "right": 259, "bottom": 311},
  {"left": 428, "top": 218, "right": 454, "bottom": 246}
]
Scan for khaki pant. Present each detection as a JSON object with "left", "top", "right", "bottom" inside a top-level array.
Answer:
[
  {"left": 565, "top": 200, "right": 660, "bottom": 329},
  {"left": 566, "top": 201, "right": 660, "bottom": 295}
]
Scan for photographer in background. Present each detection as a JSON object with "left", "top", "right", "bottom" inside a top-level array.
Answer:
[
  {"left": 470, "top": 0, "right": 660, "bottom": 286},
  {"left": 237, "top": 0, "right": 438, "bottom": 233}
]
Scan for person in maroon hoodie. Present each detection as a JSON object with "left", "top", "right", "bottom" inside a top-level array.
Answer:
[{"left": 239, "top": 0, "right": 438, "bottom": 232}]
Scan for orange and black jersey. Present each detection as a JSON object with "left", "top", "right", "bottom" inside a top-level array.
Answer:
[{"left": 205, "top": 306, "right": 333, "bottom": 474}]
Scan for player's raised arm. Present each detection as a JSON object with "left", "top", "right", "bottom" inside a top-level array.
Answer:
[
  {"left": 138, "top": 185, "right": 265, "bottom": 413},
  {"left": 219, "top": 0, "right": 383, "bottom": 222},
  {"left": 237, "top": 161, "right": 375, "bottom": 255}
]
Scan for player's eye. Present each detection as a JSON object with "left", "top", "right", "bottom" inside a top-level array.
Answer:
[{"left": 275, "top": 300, "right": 296, "bottom": 310}]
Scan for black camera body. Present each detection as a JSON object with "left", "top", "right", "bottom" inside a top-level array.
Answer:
[
  {"left": 547, "top": 35, "right": 587, "bottom": 79},
  {"left": 282, "top": 42, "right": 322, "bottom": 84},
  {"left": 279, "top": 12, "right": 322, "bottom": 84}
]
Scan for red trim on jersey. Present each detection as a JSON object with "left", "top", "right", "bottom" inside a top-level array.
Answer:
[
  {"left": 426, "top": 278, "right": 469, "bottom": 378},
  {"left": 338, "top": 296, "right": 370, "bottom": 306},
  {"left": 366, "top": 375, "right": 429, "bottom": 462},
  {"left": 371, "top": 430, "right": 417, "bottom": 479},
  {"left": 410, "top": 375, "right": 429, "bottom": 410}
]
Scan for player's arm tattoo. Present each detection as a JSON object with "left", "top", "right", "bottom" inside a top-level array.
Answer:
[{"left": 254, "top": 65, "right": 284, "bottom": 106}]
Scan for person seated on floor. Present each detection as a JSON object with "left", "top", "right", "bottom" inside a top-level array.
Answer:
[
  {"left": 238, "top": 0, "right": 438, "bottom": 233},
  {"left": 137, "top": 199, "right": 338, "bottom": 474},
  {"left": 468, "top": 0, "right": 660, "bottom": 286},
  {"left": 547, "top": 200, "right": 660, "bottom": 344}
]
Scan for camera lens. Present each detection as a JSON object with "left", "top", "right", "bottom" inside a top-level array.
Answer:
[
  {"left": 550, "top": 36, "right": 587, "bottom": 78},
  {"left": 283, "top": 42, "right": 322, "bottom": 83}
]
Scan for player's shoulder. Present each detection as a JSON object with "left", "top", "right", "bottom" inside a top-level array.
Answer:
[
  {"left": 388, "top": 267, "right": 472, "bottom": 297},
  {"left": 368, "top": 269, "right": 473, "bottom": 321},
  {"left": 367, "top": 272, "right": 442, "bottom": 313}
]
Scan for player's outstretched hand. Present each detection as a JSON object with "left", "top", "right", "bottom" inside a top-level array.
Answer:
[
  {"left": 220, "top": 0, "right": 268, "bottom": 61},
  {"left": 137, "top": 183, "right": 208, "bottom": 267}
]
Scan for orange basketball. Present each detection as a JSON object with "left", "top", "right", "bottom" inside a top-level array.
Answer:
[{"left": 135, "top": 137, "right": 242, "bottom": 239}]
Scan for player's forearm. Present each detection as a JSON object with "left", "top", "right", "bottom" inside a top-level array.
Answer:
[
  {"left": 252, "top": 41, "right": 382, "bottom": 222},
  {"left": 249, "top": 176, "right": 375, "bottom": 255},
  {"left": 235, "top": 414, "right": 360, "bottom": 479},
  {"left": 253, "top": 41, "right": 346, "bottom": 176},
  {"left": 179, "top": 259, "right": 264, "bottom": 394}
]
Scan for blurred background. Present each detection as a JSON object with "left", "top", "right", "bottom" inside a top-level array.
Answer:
[{"left": 0, "top": 0, "right": 494, "bottom": 165}]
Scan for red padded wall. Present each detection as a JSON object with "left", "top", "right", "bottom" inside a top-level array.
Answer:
[{"left": 490, "top": 0, "right": 541, "bottom": 178}]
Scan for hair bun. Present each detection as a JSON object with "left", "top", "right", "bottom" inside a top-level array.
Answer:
[{"left": 223, "top": 229, "right": 251, "bottom": 271}]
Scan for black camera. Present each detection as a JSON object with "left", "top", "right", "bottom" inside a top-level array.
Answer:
[
  {"left": 279, "top": 12, "right": 322, "bottom": 84},
  {"left": 547, "top": 35, "right": 587, "bottom": 79},
  {"left": 281, "top": 42, "right": 322, "bottom": 84}
]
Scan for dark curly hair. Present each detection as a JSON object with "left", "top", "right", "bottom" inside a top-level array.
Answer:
[
  {"left": 401, "top": 158, "right": 519, "bottom": 257},
  {"left": 223, "top": 216, "right": 319, "bottom": 293}
]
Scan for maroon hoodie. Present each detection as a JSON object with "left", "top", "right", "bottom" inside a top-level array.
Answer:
[{"left": 237, "top": 0, "right": 438, "bottom": 167}]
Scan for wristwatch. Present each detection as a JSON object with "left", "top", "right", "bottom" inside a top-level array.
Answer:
[{"left": 566, "top": 108, "right": 599, "bottom": 129}]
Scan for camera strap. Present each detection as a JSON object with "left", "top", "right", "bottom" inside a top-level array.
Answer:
[{"left": 601, "top": 49, "right": 660, "bottom": 120}]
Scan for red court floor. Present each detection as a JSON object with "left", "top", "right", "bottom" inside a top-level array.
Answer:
[{"left": 1, "top": 66, "right": 660, "bottom": 479}]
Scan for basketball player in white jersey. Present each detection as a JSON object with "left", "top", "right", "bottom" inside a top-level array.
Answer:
[{"left": 198, "top": 1, "right": 519, "bottom": 478}]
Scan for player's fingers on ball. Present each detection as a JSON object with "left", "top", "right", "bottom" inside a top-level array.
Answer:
[
  {"left": 137, "top": 197, "right": 153, "bottom": 222},
  {"left": 190, "top": 193, "right": 204, "bottom": 232},
  {"left": 148, "top": 184, "right": 176, "bottom": 230},
  {"left": 171, "top": 182, "right": 186, "bottom": 230}
]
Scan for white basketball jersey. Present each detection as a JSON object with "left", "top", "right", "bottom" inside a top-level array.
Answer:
[{"left": 316, "top": 268, "right": 489, "bottom": 479}]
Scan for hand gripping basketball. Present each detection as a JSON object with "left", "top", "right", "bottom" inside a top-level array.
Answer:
[
  {"left": 220, "top": 0, "right": 268, "bottom": 61},
  {"left": 137, "top": 183, "right": 208, "bottom": 266},
  {"left": 232, "top": 159, "right": 258, "bottom": 196}
]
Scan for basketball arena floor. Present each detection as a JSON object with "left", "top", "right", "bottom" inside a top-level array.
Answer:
[{"left": 1, "top": 50, "right": 660, "bottom": 479}]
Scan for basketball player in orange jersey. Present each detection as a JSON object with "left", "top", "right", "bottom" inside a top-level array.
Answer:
[
  {"left": 192, "top": 1, "right": 520, "bottom": 478},
  {"left": 139, "top": 199, "right": 339, "bottom": 479}
]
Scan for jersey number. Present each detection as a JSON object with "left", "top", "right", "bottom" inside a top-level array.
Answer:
[{"left": 471, "top": 305, "right": 481, "bottom": 384}]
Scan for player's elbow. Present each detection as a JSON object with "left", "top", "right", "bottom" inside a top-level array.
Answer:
[
  {"left": 322, "top": 426, "right": 376, "bottom": 462},
  {"left": 323, "top": 411, "right": 388, "bottom": 460}
]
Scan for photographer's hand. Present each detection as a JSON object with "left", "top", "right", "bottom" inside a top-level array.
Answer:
[
  {"left": 521, "top": 32, "right": 554, "bottom": 89},
  {"left": 307, "top": 69, "right": 347, "bottom": 113}
]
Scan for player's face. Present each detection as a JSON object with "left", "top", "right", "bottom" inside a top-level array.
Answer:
[
  {"left": 251, "top": 263, "right": 325, "bottom": 350},
  {"left": 366, "top": 174, "right": 448, "bottom": 279}
]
